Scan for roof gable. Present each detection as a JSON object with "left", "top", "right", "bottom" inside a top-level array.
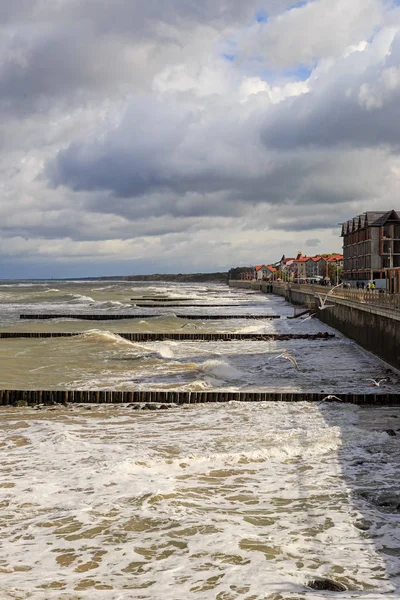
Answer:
[{"left": 372, "top": 210, "right": 400, "bottom": 227}]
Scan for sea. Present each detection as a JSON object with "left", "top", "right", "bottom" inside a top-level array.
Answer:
[{"left": 1, "top": 279, "right": 400, "bottom": 599}]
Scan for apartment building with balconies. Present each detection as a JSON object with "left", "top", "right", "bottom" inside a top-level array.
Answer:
[{"left": 341, "top": 210, "right": 400, "bottom": 287}]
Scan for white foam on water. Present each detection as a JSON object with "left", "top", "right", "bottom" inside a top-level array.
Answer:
[
  {"left": 234, "top": 323, "right": 272, "bottom": 333},
  {"left": 0, "top": 282, "right": 42, "bottom": 287},
  {"left": 155, "top": 342, "right": 176, "bottom": 359},
  {"left": 91, "top": 285, "right": 119, "bottom": 291},
  {"left": 68, "top": 294, "right": 96, "bottom": 303},
  {"left": 79, "top": 329, "right": 137, "bottom": 347},
  {"left": 93, "top": 300, "right": 131, "bottom": 309},
  {"left": 197, "top": 358, "right": 244, "bottom": 382},
  {"left": 2, "top": 282, "right": 400, "bottom": 598},
  {"left": 1, "top": 403, "right": 400, "bottom": 599}
]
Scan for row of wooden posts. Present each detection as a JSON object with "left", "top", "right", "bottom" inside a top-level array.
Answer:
[
  {"left": 1, "top": 389, "right": 399, "bottom": 406},
  {"left": 3, "top": 296, "right": 393, "bottom": 406},
  {"left": 132, "top": 303, "right": 248, "bottom": 307},
  {"left": 0, "top": 332, "right": 335, "bottom": 340},
  {"left": 19, "top": 313, "right": 281, "bottom": 320}
]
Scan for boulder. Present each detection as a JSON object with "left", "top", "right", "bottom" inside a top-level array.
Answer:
[
  {"left": 144, "top": 403, "right": 158, "bottom": 410},
  {"left": 307, "top": 577, "right": 346, "bottom": 592}
]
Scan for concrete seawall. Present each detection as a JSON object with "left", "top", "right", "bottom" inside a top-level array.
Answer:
[
  {"left": 229, "top": 280, "right": 400, "bottom": 369},
  {"left": 318, "top": 298, "right": 400, "bottom": 369}
]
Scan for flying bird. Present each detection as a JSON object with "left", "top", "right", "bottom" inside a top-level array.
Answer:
[
  {"left": 180, "top": 323, "right": 197, "bottom": 329},
  {"left": 302, "top": 313, "right": 316, "bottom": 321},
  {"left": 275, "top": 352, "right": 300, "bottom": 370},
  {"left": 316, "top": 283, "right": 343, "bottom": 310},
  {"left": 318, "top": 395, "right": 344, "bottom": 405},
  {"left": 366, "top": 378, "right": 387, "bottom": 387},
  {"left": 316, "top": 293, "right": 335, "bottom": 310}
]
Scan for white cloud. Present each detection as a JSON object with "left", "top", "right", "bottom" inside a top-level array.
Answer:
[
  {"left": 1, "top": 0, "right": 400, "bottom": 277},
  {"left": 238, "top": 0, "right": 384, "bottom": 68}
]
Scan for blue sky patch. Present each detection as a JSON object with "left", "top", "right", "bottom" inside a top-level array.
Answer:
[
  {"left": 255, "top": 9, "right": 268, "bottom": 23},
  {"left": 287, "top": 1, "right": 309, "bottom": 10},
  {"left": 286, "top": 64, "right": 314, "bottom": 80},
  {"left": 259, "top": 63, "right": 314, "bottom": 83}
]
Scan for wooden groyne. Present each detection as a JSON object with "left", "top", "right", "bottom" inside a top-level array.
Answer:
[
  {"left": 1, "top": 389, "right": 399, "bottom": 406},
  {"left": 0, "top": 332, "right": 335, "bottom": 341},
  {"left": 133, "top": 297, "right": 203, "bottom": 302},
  {"left": 133, "top": 303, "right": 247, "bottom": 308},
  {"left": 19, "top": 314, "right": 281, "bottom": 321}
]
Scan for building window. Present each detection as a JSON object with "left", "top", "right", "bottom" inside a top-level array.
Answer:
[
  {"left": 383, "top": 224, "right": 392, "bottom": 238},
  {"left": 383, "top": 241, "right": 392, "bottom": 254}
]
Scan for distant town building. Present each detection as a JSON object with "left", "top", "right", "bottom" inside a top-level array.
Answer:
[
  {"left": 240, "top": 271, "right": 253, "bottom": 280},
  {"left": 311, "top": 256, "right": 326, "bottom": 278},
  {"left": 279, "top": 252, "right": 343, "bottom": 281},
  {"left": 254, "top": 265, "right": 277, "bottom": 280},
  {"left": 341, "top": 210, "right": 400, "bottom": 289}
]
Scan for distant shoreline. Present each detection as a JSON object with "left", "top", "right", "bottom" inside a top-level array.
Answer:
[{"left": 0, "top": 272, "right": 228, "bottom": 283}]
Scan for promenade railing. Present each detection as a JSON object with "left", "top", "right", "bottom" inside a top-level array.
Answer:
[{"left": 273, "top": 282, "right": 400, "bottom": 311}]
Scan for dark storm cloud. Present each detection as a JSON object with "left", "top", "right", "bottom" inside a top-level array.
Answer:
[
  {"left": 0, "top": 0, "right": 300, "bottom": 116},
  {"left": 305, "top": 238, "right": 322, "bottom": 247},
  {"left": 274, "top": 216, "right": 342, "bottom": 232},
  {"left": 47, "top": 115, "right": 379, "bottom": 222},
  {"left": 16, "top": 0, "right": 296, "bottom": 33},
  {"left": 45, "top": 23, "right": 400, "bottom": 223}
]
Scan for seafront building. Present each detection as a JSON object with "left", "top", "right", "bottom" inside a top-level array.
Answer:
[
  {"left": 254, "top": 265, "right": 277, "bottom": 280},
  {"left": 250, "top": 254, "right": 343, "bottom": 282},
  {"left": 341, "top": 209, "right": 400, "bottom": 290},
  {"left": 278, "top": 253, "right": 343, "bottom": 282}
]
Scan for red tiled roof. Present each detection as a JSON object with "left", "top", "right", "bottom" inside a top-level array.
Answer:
[
  {"left": 296, "top": 256, "right": 312, "bottom": 262},
  {"left": 255, "top": 265, "right": 264, "bottom": 271},
  {"left": 326, "top": 254, "right": 343, "bottom": 262}
]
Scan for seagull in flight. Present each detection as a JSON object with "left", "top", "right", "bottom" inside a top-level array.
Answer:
[
  {"left": 180, "top": 323, "right": 197, "bottom": 329},
  {"left": 366, "top": 378, "right": 387, "bottom": 387},
  {"left": 275, "top": 352, "right": 300, "bottom": 370},
  {"left": 318, "top": 395, "right": 344, "bottom": 405},
  {"left": 302, "top": 313, "right": 316, "bottom": 321},
  {"left": 316, "top": 283, "right": 343, "bottom": 310}
]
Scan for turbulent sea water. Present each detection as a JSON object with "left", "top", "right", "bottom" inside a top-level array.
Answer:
[{"left": 1, "top": 280, "right": 400, "bottom": 599}]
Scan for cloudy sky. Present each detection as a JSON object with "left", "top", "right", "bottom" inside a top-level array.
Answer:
[{"left": 2, "top": 0, "right": 400, "bottom": 278}]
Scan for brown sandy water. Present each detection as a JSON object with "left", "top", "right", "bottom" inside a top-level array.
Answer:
[{"left": 0, "top": 280, "right": 400, "bottom": 599}]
